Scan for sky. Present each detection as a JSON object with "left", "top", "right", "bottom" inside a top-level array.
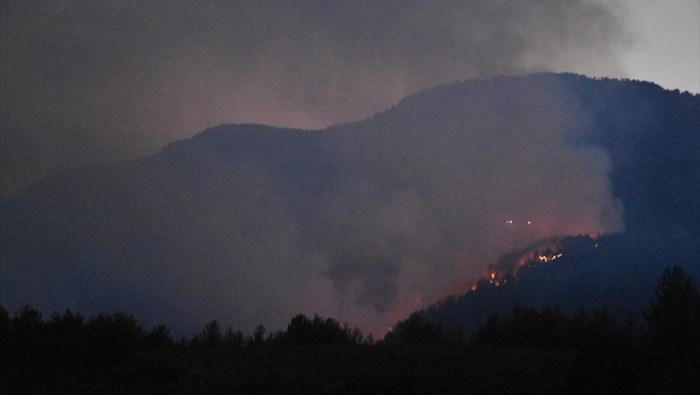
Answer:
[
  {"left": 617, "top": 0, "right": 699, "bottom": 94},
  {"left": 1, "top": 0, "right": 698, "bottom": 197}
]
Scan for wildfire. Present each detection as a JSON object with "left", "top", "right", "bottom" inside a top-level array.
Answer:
[
  {"left": 488, "top": 271, "right": 502, "bottom": 287},
  {"left": 439, "top": 234, "right": 603, "bottom": 315},
  {"left": 455, "top": 236, "right": 582, "bottom": 296},
  {"left": 537, "top": 253, "right": 563, "bottom": 263}
]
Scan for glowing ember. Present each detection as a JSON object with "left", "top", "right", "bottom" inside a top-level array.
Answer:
[
  {"left": 455, "top": 235, "right": 597, "bottom": 296},
  {"left": 537, "top": 253, "right": 563, "bottom": 263}
]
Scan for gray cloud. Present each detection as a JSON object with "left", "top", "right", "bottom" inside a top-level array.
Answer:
[{"left": 1, "top": 0, "right": 628, "bottom": 196}]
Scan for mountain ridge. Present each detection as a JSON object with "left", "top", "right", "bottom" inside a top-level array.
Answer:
[{"left": 2, "top": 73, "right": 698, "bottom": 336}]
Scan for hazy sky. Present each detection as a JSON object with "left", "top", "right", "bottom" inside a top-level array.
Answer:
[
  {"left": 1, "top": 0, "right": 698, "bottom": 196},
  {"left": 617, "top": 0, "right": 699, "bottom": 94}
]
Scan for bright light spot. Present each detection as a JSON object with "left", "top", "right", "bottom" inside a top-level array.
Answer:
[
  {"left": 527, "top": 220, "right": 532, "bottom": 225},
  {"left": 453, "top": 236, "right": 602, "bottom": 299},
  {"left": 506, "top": 220, "right": 513, "bottom": 225},
  {"left": 537, "top": 253, "right": 563, "bottom": 263}
]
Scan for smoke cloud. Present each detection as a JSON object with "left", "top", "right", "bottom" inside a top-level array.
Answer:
[
  {"left": 305, "top": 76, "right": 625, "bottom": 334},
  {"left": 1, "top": 1, "right": 633, "bottom": 337},
  {"left": 1, "top": 0, "right": 628, "bottom": 196},
  {"left": 1, "top": 75, "right": 627, "bottom": 337}
]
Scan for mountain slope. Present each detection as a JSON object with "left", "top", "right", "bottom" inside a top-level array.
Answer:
[
  {"left": 2, "top": 73, "right": 698, "bottom": 335},
  {"left": 421, "top": 233, "right": 672, "bottom": 336}
]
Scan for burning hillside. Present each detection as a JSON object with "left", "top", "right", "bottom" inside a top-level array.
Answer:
[
  {"left": 457, "top": 236, "right": 589, "bottom": 294},
  {"left": 420, "top": 234, "right": 619, "bottom": 336}
]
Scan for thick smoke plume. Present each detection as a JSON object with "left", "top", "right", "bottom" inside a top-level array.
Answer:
[
  {"left": 1, "top": 0, "right": 627, "bottom": 196},
  {"left": 305, "top": 77, "right": 625, "bottom": 334},
  {"left": 1, "top": 75, "right": 627, "bottom": 337}
]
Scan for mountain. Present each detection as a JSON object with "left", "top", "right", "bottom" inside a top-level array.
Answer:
[
  {"left": 1, "top": 73, "right": 698, "bottom": 336},
  {"left": 420, "top": 233, "right": 666, "bottom": 336}
]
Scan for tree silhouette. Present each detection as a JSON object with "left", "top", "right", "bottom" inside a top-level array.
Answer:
[
  {"left": 471, "top": 303, "right": 641, "bottom": 351},
  {"left": 283, "top": 314, "right": 359, "bottom": 345},
  {"left": 253, "top": 324, "right": 266, "bottom": 345},
  {"left": 86, "top": 312, "right": 146, "bottom": 363},
  {"left": 645, "top": 265, "right": 700, "bottom": 353},
  {"left": 224, "top": 326, "right": 245, "bottom": 348},
  {"left": 147, "top": 324, "right": 174, "bottom": 349},
  {"left": 45, "top": 309, "right": 90, "bottom": 368},
  {"left": 0, "top": 305, "right": 8, "bottom": 362},
  {"left": 644, "top": 265, "right": 700, "bottom": 390},
  {"left": 201, "top": 319, "right": 223, "bottom": 348},
  {"left": 384, "top": 312, "right": 445, "bottom": 345},
  {"left": 11, "top": 305, "right": 43, "bottom": 339},
  {"left": 2, "top": 306, "right": 47, "bottom": 393}
]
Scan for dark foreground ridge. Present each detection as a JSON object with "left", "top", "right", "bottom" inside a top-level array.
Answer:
[{"left": 2, "top": 265, "right": 698, "bottom": 394}]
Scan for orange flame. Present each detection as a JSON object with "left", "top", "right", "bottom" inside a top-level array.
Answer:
[
  {"left": 452, "top": 236, "right": 589, "bottom": 297},
  {"left": 537, "top": 252, "right": 563, "bottom": 263}
]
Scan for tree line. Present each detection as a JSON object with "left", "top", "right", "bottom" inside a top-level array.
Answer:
[
  {"left": 0, "top": 307, "right": 369, "bottom": 392},
  {"left": 2, "top": 265, "right": 698, "bottom": 393},
  {"left": 0, "top": 309, "right": 370, "bottom": 362},
  {"left": 386, "top": 265, "right": 700, "bottom": 392}
]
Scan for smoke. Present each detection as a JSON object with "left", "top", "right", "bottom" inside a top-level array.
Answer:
[
  {"left": 1, "top": 0, "right": 633, "bottom": 337},
  {"left": 0, "top": 75, "right": 628, "bottom": 337},
  {"left": 303, "top": 76, "right": 625, "bottom": 334},
  {"left": 0, "top": 0, "right": 628, "bottom": 196}
]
